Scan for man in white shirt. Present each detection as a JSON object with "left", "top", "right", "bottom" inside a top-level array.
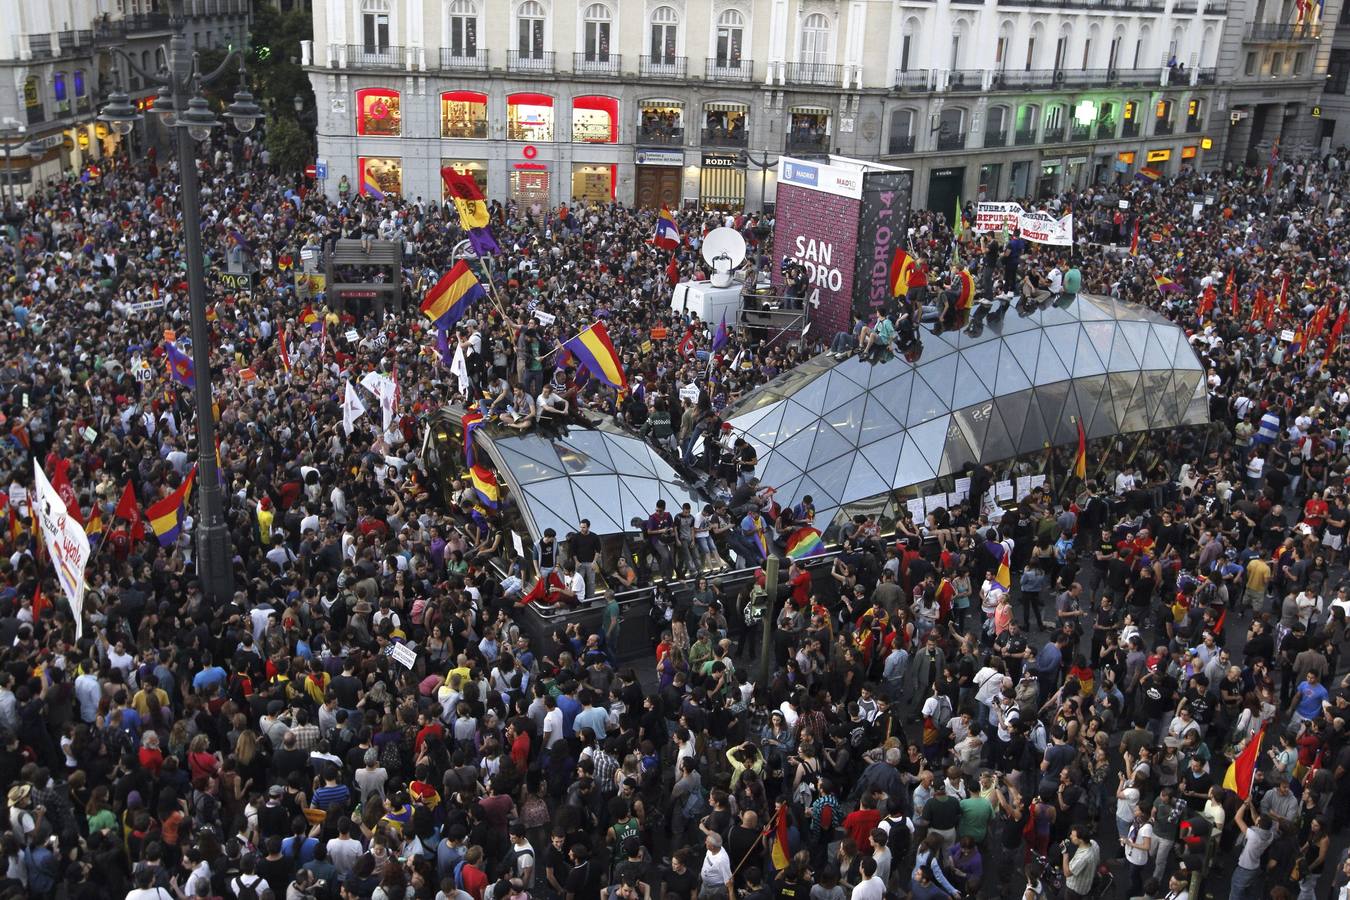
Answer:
[
  {"left": 1121, "top": 804, "right": 1154, "bottom": 898},
  {"left": 541, "top": 695, "right": 565, "bottom": 751},
  {"left": 850, "top": 856, "right": 885, "bottom": 900},
  {"left": 326, "top": 819, "right": 364, "bottom": 877},
  {"left": 699, "top": 833, "right": 733, "bottom": 896}
]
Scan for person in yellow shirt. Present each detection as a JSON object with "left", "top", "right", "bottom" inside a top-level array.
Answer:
[
  {"left": 1245, "top": 555, "right": 1271, "bottom": 613},
  {"left": 131, "top": 683, "right": 169, "bottom": 720}
]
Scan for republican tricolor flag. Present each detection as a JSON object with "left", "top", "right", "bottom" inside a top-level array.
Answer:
[{"left": 652, "top": 206, "right": 680, "bottom": 250}]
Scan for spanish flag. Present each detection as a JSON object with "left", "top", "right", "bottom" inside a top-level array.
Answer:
[
  {"left": 1222, "top": 723, "right": 1266, "bottom": 800},
  {"left": 994, "top": 541, "right": 1011, "bottom": 590},
  {"left": 955, "top": 269, "right": 975, "bottom": 311},
  {"left": 889, "top": 249, "right": 915, "bottom": 298},
  {"left": 6, "top": 505, "right": 22, "bottom": 549},
  {"left": 145, "top": 467, "right": 196, "bottom": 547},
  {"left": 420, "top": 260, "right": 485, "bottom": 331},
  {"left": 769, "top": 805, "right": 791, "bottom": 872},
  {"left": 562, "top": 321, "right": 627, "bottom": 392},
  {"left": 1074, "top": 420, "right": 1087, "bottom": 480},
  {"left": 470, "top": 465, "right": 501, "bottom": 509}
]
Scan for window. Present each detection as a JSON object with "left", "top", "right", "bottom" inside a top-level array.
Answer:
[
  {"left": 888, "top": 109, "right": 914, "bottom": 154},
  {"left": 1328, "top": 49, "right": 1350, "bottom": 93},
  {"left": 508, "top": 92, "right": 554, "bottom": 141},
  {"left": 449, "top": 0, "right": 478, "bottom": 58},
  {"left": 362, "top": 0, "right": 391, "bottom": 53},
  {"left": 1108, "top": 36, "right": 1121, "bottom": 71},
  {"left": 1045, "top": 104, "right": 1065, "bottom": 132},
  {"left": 355, "top": 88, "right": 401, "bottom": 136},
  {"left": 1133, "top": 39, "right": 1142, "bottom": 68},
  {"left": 572, "top": 95, "right": 618, "bottom": 143},
  {"left": 441, "top": 90, "right": 487, "bottom": 138},
  {"left": 53, "top": 73, "right": 68, "bottom": 114},
  {"left": 23, "top": 76, "right": 42, "bottom": 125},
  {"left": 1025, "top": 36, "right": 1036, "bottom": 70},
  {"left": 950, "top": 33, "right": 961, "bottom": 69},
  {"left": 650, "top": 6, "right": 677, "bottom": 64},
  {"left": 1245, "top": 51, "right": 1257, "bottom": 76},
  {"left": 995, "top": 37, "right": 1007, "bottom": 68},
  {"left": 901, "top": 35, "right": 912, "bottom": 72},
  {"left": 1294, "top": 51, "right": 1306, "bottom": 75},
  {"left": 799, "top": 13, "right": 829, "bottom": 65},
  {"left": 716, "top": 10, "right": 743, "bottom": 68},
  {"left": 1054, "top": 35, "right": 1067, "bottom": 71},
  {"left": 1272, "top": 52, "right": 1283, "bottom": 74},
  {"left": 583, "top": 4, "right": 611, "bottom": 62},
  {"left": 1081, "top": 38, "right": 1091, "bottom": 69},
  {"left": 73, "top": 69, "right": 85, "bottom": 97},
  {"left": 517, "top": 1, "right": 545, "bottom": 59}
]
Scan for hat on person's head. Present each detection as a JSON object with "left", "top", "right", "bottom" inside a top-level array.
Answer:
[
  {"left": 1164, "top": 737, "right": 1182, "bottom": 749},
  {"left": 268, "top": 784, "right": 285, "bottom": 798},
  {"left": 6, "top": 784, "right": 29, "bottom": 805},
  {"left": 267, "top": 700, "right": 284, "bottom": 715}
]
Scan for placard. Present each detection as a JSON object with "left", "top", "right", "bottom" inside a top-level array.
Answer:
[
  {"left": 1280, "top": 329, "right": 1296, "bottom": 342},
  {"left": 906, "top": 498, "right": 926, "bottom": 520},
  {"left": 81, "top": 427, "right": 97, "bottom": 443},
  {"left": 1029, "top": 474, "right": 1047, "bottom": 490},
  {"left": 1015, "top": 476, "right": 1032, "bottom": 496},
  {"left": 953, "top": 477, "right": 971, "bottom": 499},
  {"left": 387, "top": 642, "right": 417, "bottom": 669},
  {"left": 995, "top": 480, "right": 1014, "bottom": 501},
  {"left": 533, "top": 310, "right": 556, "bottom": 326},
  {"left": 973, "top": 203, "right": 1074, "bottom": 246},
  {"left": 679, "top": 384, "right": 701, "bottom": 402},
  {"left": 511, "top": 530, "right": 525, "bottom": 559},
  {"left": 344, "top": 329, "right": 360, "bottom": 342}
]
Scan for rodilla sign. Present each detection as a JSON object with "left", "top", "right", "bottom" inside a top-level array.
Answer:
[{"left": 772, "top": 156, "right": 913, "bottom": 340}]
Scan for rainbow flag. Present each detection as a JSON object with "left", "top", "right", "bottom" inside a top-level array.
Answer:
[
  {"left": 652, "top": 206, "right": 680, "bottom": 250},
  {"left": 1074, "top": 420, "right": 1087, "bottom": 480},
  {"left": 420, "top": 260, "right": 485, "bottom": 331},
  {"left": 1222, "top": 724, "right": 1266, "bottom": 800},
  {"left": 470, "top": 464, "right": 500, "bottom": 509},
  {"left": 890, "top": 248, "right": 915, "bottom": 297},
  {"left": 462, "top": 410, "right": 484, "bottom": 468},
  {"left": 1153, "top": 273, "right": 1183, "bottom": 294},
  {"left": 562, "top": 322, "right": 627, "bottom": 392},
  {"left": 145, "top": 467, "right": 196, "bottom": 548},
  {"left": 785, "top": 527, "right": 824, "bottom": 560}
]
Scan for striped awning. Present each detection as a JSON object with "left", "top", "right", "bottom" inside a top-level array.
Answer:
[
  {"left": 705, "top": 101, "right": 749, "bottom": 112},
  {"left": 640, "top": 98, "right": 684, "bottom": 109},
  {"left": 700, "top": 166, "right": 746, "bottom": 207}
]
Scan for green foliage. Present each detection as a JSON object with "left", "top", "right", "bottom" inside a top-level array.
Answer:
[
  {"left": 265, "top": 115, "right": 311, "bottom": 175},
  {"left": 248, "top": 5, "right": 314, "bottom": 115}
]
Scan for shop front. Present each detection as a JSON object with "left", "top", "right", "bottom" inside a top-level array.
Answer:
[
  {"left": 441, "top": 91, "right": 488, "bottom": 139},
  {"left": 355, "top": 88, "right": 401, "bottom": 137},
  {"left": 572, "top": 96, "right": 619, "bottom": 144},
  {"left": 508, "top": 93, "right": 554, "bottom": 142},
  {"left": 571, "top": 163, "right": 616, "bottom": 203},
  {"left": 635, "top": 149, "right": 683, "bottom": 208},
  {"left": 441, "top": 160, "right": 488, "bottom": 200},
  {"left": 978, "top": 163, "right": 1002, "bottom": 200},
  {"left": 1037, "top": 161, "right": 1062, "bottom": 199},
  {"left": 359, "top": 156, "right": 403, "bottom": 198},
  {"left": 511, "top": 164, "right": 550, "bottom": 213},
  {"left": 639, "top": 99, "right": 684, "bottom": 146},
  {"left": 699, "top": 151, "right": 745, "bottom": 209},
  {"left": 1147, "top": 147, "right": 1173, "bottom": 177}
]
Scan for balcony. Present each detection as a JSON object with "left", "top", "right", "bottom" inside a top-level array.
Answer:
[
  {"left": 28, "top": 34, "right": 52, "bottom": 59},
  {"left": 641, "top": 55, "right": 687, "bottom": 79},
  {"left": 1044, "top": 127, "right": 1069, "bottom": 143},
  {"left": 1059, "top": 68, "right": 1111, "bottom": 88},
  {"left": 1173, "top": 0, "right": 1198, "bottom": 11},
  {"left": 1070, "top": 123, "right": 1093, "bottom": 141},
  {"left": 702, "top": 127, "right": 747, "bottom": 149},
  {"left": 994, "top": 69, "right": 1056, "bottom": 90},
  {"left": 1154, "top": 120, "right": 1175, "bottom": 135},
  {"left": 937, "top": 131, "right": 967, "bottom": 151},
  {"left": 705, "top": 58, "right": 754, "bottom": 82},
  {"left": 345, "top": 44, "right": 407, "bottom": 69},
  {"left": 439, "top": 48, "right": 488, "bottom": 72},
  {"left": 1097, "top": 121, "right": 1117, "bottom": 140},
  {"left": 1014, "top": 128, "right": 1038, "bottom": 145},
  {"left": 894, "top": 69, "right": 932, "bottom": 91},
  {"left": 984, "top": 129, "right": 1008, "bottom": 148},
  {"left": 1194, "top": 68, "right": 1217, "bottom": 85},
  {"left": 1204, "top": 0, "right": 1229, "bottom": 11},
  {"left": 443, "top": 120, "right": 488, "bottom": 139},
  {"left": 1246, "top": 22, "right": 1321, "bottom": 42},
  {"left": 639, "top": 125, "right": 685, "bottom": 146},
  {"left": 947, "top": 70, "right": 983, "bottom": 91},
  {"left": 509, "top": 50, "right": 555, "bottom": 74},
  {"left": 785, "top": 62, "right": 843, "bottom": 87},
  {"left": 1115, "top": 68, "right": 1164, "bottom": 87},
  {"left": 574, "top": 52, "right": 620, "bottom": 77},
  {"left": 125, "top": 13, "right": 172, "bottom": 33},
  {"left": 888, "top": 135, "right": 917, "bottom": 154},
  {"left": 785, "top": 132, "right": 830, "bottom": 154},
  {"left": 1122, "top": 121, "right": 1141, "bottom": 137}
]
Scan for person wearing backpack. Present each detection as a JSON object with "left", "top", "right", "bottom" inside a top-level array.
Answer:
[{"left": 920, "top": 684, "right": 954, "bottom": 764}]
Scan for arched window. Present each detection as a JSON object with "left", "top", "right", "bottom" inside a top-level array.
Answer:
[
  {"left": 888, "top": 108, "right": 915, "bottom": 154},
  {"left": 650, "top": 6, "right": 678, "bottom": 64},
  {"left": 53, "top": 73, "right": 68, "bottom": 113},
  {"left": 1026, "top": 21, "right": 1043, "bottom": 71},
  {"left": 1186, "top": 97, "right": 1204, "bottom": 131},
  {"left": 517, "top": 1, "right": 546, "bottom": 59},
  {"left": 900, "top": 16, "right": 921, "bottom": 73},
  {"left": 1015, "top": 103, "right": 1039, "bottom": 143},
  {"left": 361, "top": 0, "right": 391, "bottom": 53},
  {"left": 448, "top": 0, "right": 478, "bottom": 59},
  {"left": 938, "top": 107, "right": 965, "bottom": 149},
  {"left": 987, "top": 105, "right": 1010, "bottom": 145},
  {"left": 799, "top": 13, "right": 830, "bottom": 66},
  {"left": 1135, "top": 24, "right": 1151, "bottom": 68},
  {"left": 716, "top": 10, "right": 744, "bottom": 68},
  {"left": 996, "top": 21, "right": 1014, "bottom": 71},
  {"left": 583, "top": 3, "right": 612, "bottom": 61},
  {"left": 950, "top": 19, "right": 966, "bottom": 69},
  {"left": 1054, "top": 23, "right": 1072, "bottom": 71}
]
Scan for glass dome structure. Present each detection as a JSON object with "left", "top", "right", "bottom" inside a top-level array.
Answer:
[{"left": 723, "top": 292, "right": 1209, "bottom": 530}]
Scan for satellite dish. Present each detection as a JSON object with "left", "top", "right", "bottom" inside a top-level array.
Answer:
[{"left": 701, "top": 227, "right": 746, "bottom": 288}]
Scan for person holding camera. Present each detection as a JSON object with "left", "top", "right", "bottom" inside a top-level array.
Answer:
[{"left": 1060, "top": 825, "right": 1099, "bottom": 900}]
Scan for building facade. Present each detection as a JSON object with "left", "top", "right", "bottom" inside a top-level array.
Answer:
[
  {"left": 1317, "top": 2, "right": 1350, "bottom": 148},
  {"left": 304, "top": 0, "right": 1338, "bottom": 212},
  {"left": 0, "top": 0, "right": 251, "bottom": 192}
]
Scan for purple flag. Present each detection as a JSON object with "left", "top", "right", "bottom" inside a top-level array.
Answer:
[{"left": 712, "top": 313, "right": 730, "bottom": 352}]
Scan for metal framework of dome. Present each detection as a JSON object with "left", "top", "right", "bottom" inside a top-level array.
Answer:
[
  {"left": 482, "top": 418, "right": 703, "bottom": 542},
  {"left": 722, "top": 292, "right": 1209, "bottom": 530}
]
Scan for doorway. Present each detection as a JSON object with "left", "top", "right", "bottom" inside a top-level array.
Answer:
[
  {"left": 926, "top": 166, "right": 966, "bottom": 214},
  {"left": 635, "top": 166, "right": 681, "bottom": 208}
]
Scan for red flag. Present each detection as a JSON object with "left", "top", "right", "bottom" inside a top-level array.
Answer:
[
  {"left": 1198, "top": 285, "right": 1216, "bottom": 320},
  {"left": 1227, "top": 270, "right": 1239, "bottom": 318},
  {"left": 1129, "top": 220, "right": 1140, "bottom": 256},
  {"left": 676, "top": 328, "right": 696, "bottom": 357},
  {"left": 31, "top": 582, "right": 47, "bottom": 622},
  {"left": 1310, "top": 304, "right": 1331, "bottom": 339},
  {"left": 114, "top": 481, "right": 146, "bottom": 541},
  {"left": 1277, "top": 272, "right": 1290, "bottom": 310},
  {"left": 1252, "top": 286, "right": 1267, "bottom": 322},
  {"left": 666, "top": 254, "right": 680, "bottom": 287},
  {"left": 48, "top": 458, "right": 84, "bottom": 526},
  {"left": 279, "top": 329, "right": 292, "bottom": 374}
]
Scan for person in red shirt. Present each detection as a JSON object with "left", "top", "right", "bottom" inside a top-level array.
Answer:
[
  {"left": 413, "top": 711, "right": 444, "bottom": 756},
  {"left": 507, "top": 719, "right": 531, "bottom": 771},
  {"left": 1303, "top": 490, "right": 1329, "bottom": 530},
  {"left": 787, "top": 560, "right": 812, "bottom": 607},
  {"left": 842, "top": 794, "right": 883, "bottom": 851},
  {"left": 458, "top": 845, "right": 490, "bottom": 900}
]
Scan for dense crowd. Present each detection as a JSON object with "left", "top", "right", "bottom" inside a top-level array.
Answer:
[{"left": 0, "top": 129, "right": 1349, "bottom": 900}]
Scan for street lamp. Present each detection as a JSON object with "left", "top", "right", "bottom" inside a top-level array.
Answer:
[
  {"left": 0, "top": 119, "right": 29, "bottom": 278},
  {"left": 98, "top": 0, "right": 261, "bottom": 604}
]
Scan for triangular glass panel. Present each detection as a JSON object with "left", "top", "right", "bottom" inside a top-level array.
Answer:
[
  {"left": 828, "top": 357, "right": 871, "bottom": 390},
  {"left": 562, "top": 431, "right": 616, "bottom": 471},
  {"left": 789, "top": 373, "right": 833, "bottom": 415},
  {"left": 1074, "top": 325, "right": 1109, "bottom": 377},
  {"left": 1107, "top": 325, "right": 1141, "bottom": 370},
  {"left": 1034, "top": 332, "right": 1073, "bottom": 384},
  {"left": 1071, "top": 375, "right": 1110, "bottom": 439},
  {"left": 995, "top": 388, "right": 1032, "bottom": 451},
  {"left": 606, "top": 438, "right": 662, "bottom": 478},
  {"left": 915, "top": 352, "right": 959, "bottom": 409},
  {"left": 566, "top": 475, "right": 625, "bottom": 534},
  {"left": 1142, "top": 370, "right": 1174, "bottom": 427},
  {"left": 1042, "top": 324, "right": 1082, "bottom": 370},
  {"left": 795, "top": 475, "right": 839, "bottom": 510},
  {"left": 1174, "top": 333, "right": 1205, "bottom": 370},
  {"left": 1033, "top": 380, "right": 1078, "bottom": 447},
  {"left": 952, "top": 356, "right": 994, "bottom": 409},
  {"left": 822, "top": 394, "right": 868, "bottom": 444},
  {"left": 773, "top": 426, "right": 817, "bottom": 468},
  {"left": 876, "top": 370, "right": 915, "bottom": 425},
  {"left": 1104, "top": 371, "right": 1135, "bottom": 431},
  {"left": 859, "top": 395, "right": 905, "bottom": 446},
  {"left": 806, "top": 422, "right": 856, "bottom": 469},
  {"left": 992, "top": 341, "right": 1034, "bottom": 396},
  {"left": 777, "top": 400, "right": 820, "bottom": 445},
  {"left": 981, "top": 405, "right": 1018, "bottom": 463},
  {"left": 1140, "top": 326, "right": 1174, "bottom": 370},
  {"left": 906, "top": 416, "right": 953, "bottom": 473},
  {"left": 845, "top": 455, "right": 894, "bottom": 503},
  {"left": 1110, "top": 371, "right": 1148, "bottom": 433},
  {"left": 497, "top": 446, "right": 567, "bottom": 484},
  {"left": 859, "top": 438, "right": 904, "bottom": 491},
  {"left": 905, "top": 373, "right": 948, "bottom": 426},
  {"left": 808, "top": 456, "right": 854, "bottom": 506},
  {"left": 748, "top": 405, "right": 787, "bottom": 445},
  {"left": 758, "top": 451, "right": 804, "bottom": 491},
  {"left": 771, "top": 475, "right": 805, "bottom": 503},
  {"left": 1118, "top": 321, "right": 1151, "bottom": 363},
  {"left": 1036, "top": 303, "right": 1077, "bottom": 326},
  {"left": 724, "top": 403, "right": 776, "bottom": 434},
  {"left": 1182, "top": 376, "right": 1210, "bottom": 424},
  {"left": 1075, "top": 296, "right": 1115, "bottom": 320},
  {"left": 952, "top": 404, "right": 992, "bottom": 460},
  {"left": 940, "top": 419, "right": 978, "bottom": 477},
  {"left": 894, "top": 432, "right": 939, "bottom": 487}
]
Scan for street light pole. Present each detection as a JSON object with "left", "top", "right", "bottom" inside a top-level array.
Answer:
[{"left": 99, "top": 0, "right": 260, "bottom": 605}]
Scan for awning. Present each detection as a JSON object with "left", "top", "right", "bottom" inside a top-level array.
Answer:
[
  {"left": 705, "top": 101, "right": 749, "bottom": 112},
  {"left": 700, "top": 165, "right": 746, "bottom": 206}
]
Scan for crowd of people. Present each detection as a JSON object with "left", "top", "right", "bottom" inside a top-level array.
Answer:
[{"left": 0, "top": 124, "right": 1348, "bottom": 900}]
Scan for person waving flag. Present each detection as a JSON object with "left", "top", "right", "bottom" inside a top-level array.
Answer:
[{"left": 652, "top": 206, "right": 680, "bottom": 250}]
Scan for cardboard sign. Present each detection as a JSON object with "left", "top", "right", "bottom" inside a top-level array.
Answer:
[
  {"left": 344, "top": 329, "right": 360, "bottom": 343},
  {"left": 650, "top": 326, "right": 668, "bottom": 341},
  {"left": 387, "top": 642, "right": 417, "bottom": 669},
  {"left": 679, "top": 384, "right": 701, "bottom": 402},
  {"left": 533, "top": 310, "right": 556, "bottom": 326}
]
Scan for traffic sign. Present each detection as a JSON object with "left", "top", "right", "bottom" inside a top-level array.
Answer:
[
  {"left": 315, "top": 159, "right": 328, "bottom": 180},
  {"left": 304, "top": 164, "right": 316, "bottom": 178}
]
